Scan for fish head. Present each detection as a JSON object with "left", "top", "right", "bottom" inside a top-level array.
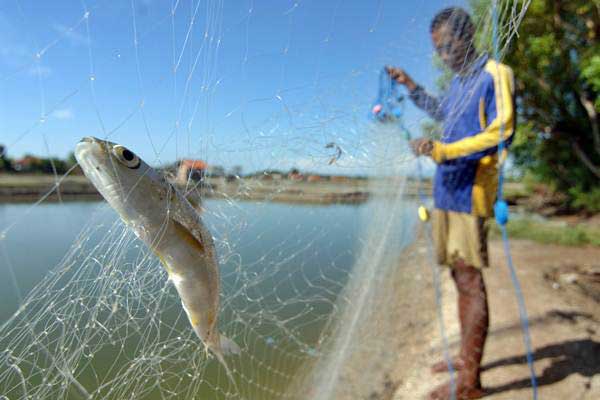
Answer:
[{"left": 74, "top": 136, "right": 171, "bottom": 230}]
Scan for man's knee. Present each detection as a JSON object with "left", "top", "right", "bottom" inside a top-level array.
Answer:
[{"left": 452, "top": 259, "right": 485, "bottom": 296}]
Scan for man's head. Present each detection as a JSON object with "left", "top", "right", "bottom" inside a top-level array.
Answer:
[{"left": 430, "top": 7, "right": 476, "bottom": 73}]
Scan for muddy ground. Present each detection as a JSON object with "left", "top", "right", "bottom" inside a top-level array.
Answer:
[{"left": 391, "top": 239, "right": 600, "bottom": 400}]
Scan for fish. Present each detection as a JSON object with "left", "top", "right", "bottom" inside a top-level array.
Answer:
[
  {"left": 325, "top": 142, "right": 342, "bottom": 165},
  {"left": 74, "top": 136, "right": 240, "bottom": 376}
]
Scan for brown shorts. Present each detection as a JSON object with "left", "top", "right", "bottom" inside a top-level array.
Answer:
[{"left": 432, "top": 209, "right": 489, "bottom": 269}]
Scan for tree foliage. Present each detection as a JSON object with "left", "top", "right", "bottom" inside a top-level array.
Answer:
[
  {"left": 0, "top": 145, "right": 13, "bottom": 172},
  {"left": 501, "top": 0, "right": 600, "bottom": 211},
  {"left": 0, "top": 145, "right": 79, "bottom": 175}
]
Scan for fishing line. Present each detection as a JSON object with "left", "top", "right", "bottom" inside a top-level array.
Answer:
[
  {"left": 491, "top": 1, "right": 538, "bottom": 398},
  {"left": 371, "top": 69, "right": 457, "bottom": 399}
]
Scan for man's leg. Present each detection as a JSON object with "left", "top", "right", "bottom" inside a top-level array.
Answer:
[
  {"left": 428, "top": 260, "right": 489, "bottom": 400},
  {"left": 430, "top": 269, "right": 466, "bottom": 373}
]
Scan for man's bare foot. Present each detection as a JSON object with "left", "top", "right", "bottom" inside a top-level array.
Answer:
[
  {"left": 428, "top": 379, "right": 485, "bottom": 400},
  {"left": 430, "top": 356, "right": 465, "bottom": 374}
]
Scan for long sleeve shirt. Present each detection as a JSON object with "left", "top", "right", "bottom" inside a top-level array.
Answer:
[{"left": 409, "top": 55, "right": 515, "bottom": 216}]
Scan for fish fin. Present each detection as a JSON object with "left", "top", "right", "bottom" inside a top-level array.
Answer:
[
  {"left": 170, "top": 194, "right": 216, "bottom": 259},
  {"left": 220, "top": 334, "right": 241, "bottom": 355},
  {"left": 171, "top": 218, "right": 205, "bottom": 253}
]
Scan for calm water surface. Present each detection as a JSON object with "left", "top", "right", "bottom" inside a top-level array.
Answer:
[
  {"left": 0, "top": 200, "right": 365, "bottom": 321},
  {"left": 0, "top": 199, "right": 373, "bottom": 399}
]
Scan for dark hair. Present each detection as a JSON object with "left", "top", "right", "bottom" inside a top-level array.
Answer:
[{"left": 430, "top": 7, "right": 475, "bottom": 41}]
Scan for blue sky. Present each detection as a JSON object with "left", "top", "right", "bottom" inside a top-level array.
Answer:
[{"left": 0, "top": 0, "right": 468, "bottom": 175}]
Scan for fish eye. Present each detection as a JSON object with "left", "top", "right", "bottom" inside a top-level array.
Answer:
[{"left": 112, "top": 145, "right": 141, "bottom": 169}]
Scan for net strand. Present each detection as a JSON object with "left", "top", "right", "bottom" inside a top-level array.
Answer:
[
  {"left": 0, "top": 2, "right": 533, "bottom": 399},
  {"left": 491, "top": 1, "right": 538, "bottom": 398}
]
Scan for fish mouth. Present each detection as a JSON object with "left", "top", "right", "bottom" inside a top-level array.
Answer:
[
  {"left": 80, "top": 136, "right": 96, "bottom": 143},
  {"left": 75, "top": 137, "right": 116, "bottom": 163},
  {"left": 74, "top": 136, "right": 116, "bottom": 177},
  {"left": 75, "top": 137, "right": 125, "bottom": 207},
  {"left": 77, "top": 136, "right": 116, "bottom": 150},
  {"left": 76, "top": 137, "right": 103, "bottom": 161}
]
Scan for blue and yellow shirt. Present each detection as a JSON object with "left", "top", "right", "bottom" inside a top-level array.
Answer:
[{"left": 410, "top": 55, "right": 515, "bottom": 217}]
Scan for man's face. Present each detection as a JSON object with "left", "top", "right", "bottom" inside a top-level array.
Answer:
[{"left": 431, "top": 24, "right": 471, "bottom": 73}]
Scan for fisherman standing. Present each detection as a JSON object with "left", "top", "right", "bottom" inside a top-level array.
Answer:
[{"left": 387, "top": 7, "right": 515, "bottom": 400}]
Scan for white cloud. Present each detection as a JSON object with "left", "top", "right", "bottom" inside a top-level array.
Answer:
[{"left": 51, "top": 108, "right": 74, "bottom": 120}]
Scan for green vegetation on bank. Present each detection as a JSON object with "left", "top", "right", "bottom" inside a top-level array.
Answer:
[
  {"left": 426, "top": 1, "right": 599, "bottom": 213},
  {"left": 491, "top": 217, "right": 600, "bottom": 247},
  {"left": 0, "top": 145, "right": 78, "bottom": 175},
  {"left": 484, "top": 0, "right": 599, "bottom": 212},
  {"left": 443, "top": 1, "right": 600, "bottom": 213}
]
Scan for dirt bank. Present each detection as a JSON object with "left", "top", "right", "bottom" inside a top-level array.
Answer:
[
  {"left": 0, "top": 174, "right": 432, "bottom": 204},
  {"left": 393, "top": 239, "right": 600, "bottom": 400}
]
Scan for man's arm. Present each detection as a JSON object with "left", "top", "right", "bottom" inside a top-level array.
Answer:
[
  {"left": 409, "top": 85, "right": 445, "bottom": 122},
  {"left": 429, "top": 63, "right": 515, "bottom": 163},
  {"left": 386, "top": 66, "right": 445, "bottom": 122}
]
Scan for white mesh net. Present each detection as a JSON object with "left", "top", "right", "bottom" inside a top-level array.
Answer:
[{"left": 0, "top": 1, "right": 530, "bottom": 399}]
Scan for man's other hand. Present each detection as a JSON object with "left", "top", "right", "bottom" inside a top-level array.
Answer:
[
  {"left": 410, "top": 138, "right": 434, "bottom": 156},
  {"left": 385, "top": 66, "right": 417, "bottom": 92}
]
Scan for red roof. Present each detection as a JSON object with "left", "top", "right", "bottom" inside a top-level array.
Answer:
[
  {"left": 180, "top": 159, "right": 207, "bottom": 170},
  {"left": 15, "top": 156, "right": 41, "bottom": 167}
]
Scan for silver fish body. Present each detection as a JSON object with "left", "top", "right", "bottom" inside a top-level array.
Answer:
[{"left": 74, "top": 137, "right": 240, "bottom": 361}]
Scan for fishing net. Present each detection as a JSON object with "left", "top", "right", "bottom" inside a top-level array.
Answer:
[{"left": 0, "top": 1, "right": 531, "bottom": 399}]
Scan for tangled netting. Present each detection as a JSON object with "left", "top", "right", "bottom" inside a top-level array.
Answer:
[{"left": 1, "top": 1, "right": 529, "bottom": 399}]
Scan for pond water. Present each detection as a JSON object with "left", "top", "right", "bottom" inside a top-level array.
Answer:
[{"left": 1, "top": 199, "right": 395, "bottom": 399}]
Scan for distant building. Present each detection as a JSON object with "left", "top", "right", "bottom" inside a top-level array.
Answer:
[
  {"left": 13, "top": 156, "right": 42, "bottom": 172},
  {"left": 262, "top": 171, "right": 284, "bottom": 180},
  {"left": 307, "top": 175, "right": 322, "bottom": 182},
  {"left": 288, "top": 169, "right": 304, "bottom": 181},
  {"left": 176, "top": 159, "right": 207, "bottom": 185}
]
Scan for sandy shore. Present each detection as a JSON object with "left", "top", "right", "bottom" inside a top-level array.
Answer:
[{"left": 391, "top": 239, "right": 600, "bottom": 400}]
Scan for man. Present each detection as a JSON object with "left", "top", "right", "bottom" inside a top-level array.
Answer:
[{"left": 387, "top": 7, "right": 515, "bottom": 400}]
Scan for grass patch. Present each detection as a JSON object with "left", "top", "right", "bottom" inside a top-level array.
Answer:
[
  {"left": 491, "top": 217, "right": 600, "bottom": 247},
  {"left": 503, "top": 181, "right": 530, "bottom": 200}
]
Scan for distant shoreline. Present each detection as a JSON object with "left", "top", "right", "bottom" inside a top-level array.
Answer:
[
  {"left": 0, "top": 174, "right": 101, "bottom": 203},
  {"left": 0, "top": 173, "right": 431, "bottom": 205}
]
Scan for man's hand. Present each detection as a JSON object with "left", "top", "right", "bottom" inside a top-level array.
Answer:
[
  {"left": 410, "top": 138, "right": 434, "bottom": 157},
  {"left": 386, "top": 66, "right": 417, "bottom": 92}
]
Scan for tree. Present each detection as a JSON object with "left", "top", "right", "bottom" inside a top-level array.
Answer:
[
  {"left": 208, "top": 165, "right": 225, "bottom": 177},
  {"left": 231, "top": 165, "right": 243, "bottom": 178},
  {"left": 67, "top": 151, "right": 78, "bottom": 167},
  {"left": 498, "top": 0, "right": 600, "bottom": 211},
  {"left": 422, "top": 1, "right": 598, "bottom": 210},
  {"left": 0, "top": 144, "right": 13, "bottom": 172}
]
